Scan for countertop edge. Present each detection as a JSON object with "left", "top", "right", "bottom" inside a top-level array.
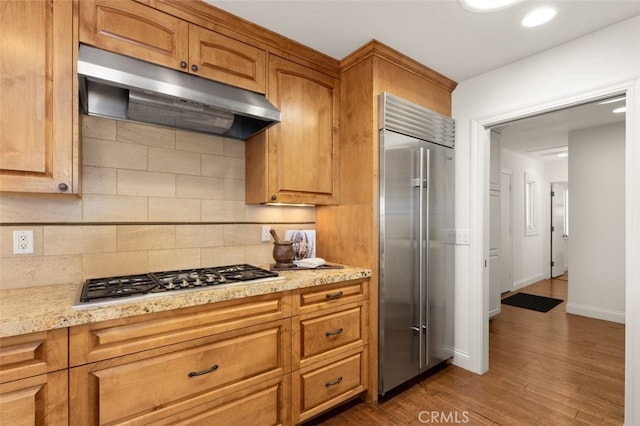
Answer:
[{"left": 0, "top": 266, "right": 371, "bottom": 338}]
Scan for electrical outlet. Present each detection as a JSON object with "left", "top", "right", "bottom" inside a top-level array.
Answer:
[
  {"left": 13, "top": 230, "right": 34, "bottom": 254},
  {"left": 261, "top": 225, "right": 272, "bottom": 242}
]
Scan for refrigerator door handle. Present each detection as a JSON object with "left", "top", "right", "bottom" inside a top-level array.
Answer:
[
  {"left": 418, "top": 146, "right": 425, "bottom": 370},
  {"left": 422, "top": 148, "right": 431, "bottom": 369}
]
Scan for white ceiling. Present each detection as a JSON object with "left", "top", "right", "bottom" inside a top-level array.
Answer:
[
  {"left": 499, "top": 95, "right": 626, "bottom": 161},
  {"left": 208, "top": 0, "right": 640, "bottom": 83},
  {"left": 207, "top": 0, "right": 636, "bottom": 157}
]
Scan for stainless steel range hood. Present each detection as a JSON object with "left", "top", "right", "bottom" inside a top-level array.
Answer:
[{"left": 77, "top": 44, "right": 280, "bottom": 140}]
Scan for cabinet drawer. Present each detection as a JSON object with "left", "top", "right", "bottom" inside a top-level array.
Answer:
[
  {"left": 70, "top": 319, "right": 291, "bottom": 425},
  {"left": 293, "top": 303, "right": 366, "bottom": 369},
  {"left": 152, "top": 375, "right": 290, "bottom": 426},
  {"left": 0, "top": 370, "right": 68, "bottom": 425},
  {"left": 70, "top": 292, "right": 291, "bottom": 365},
  {"left": 292, "top": 348, "right": 367, "bottom": 423},
  {"left": 0, "top": 328, "right": 68, "bottom": 384},
  {"left": 293, "top": 279, "right": 368, "bottom": 315}
]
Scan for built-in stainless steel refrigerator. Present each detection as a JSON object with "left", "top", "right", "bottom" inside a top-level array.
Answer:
[{"left": 378, "top": 93, "right": 455, "bottom": 396}]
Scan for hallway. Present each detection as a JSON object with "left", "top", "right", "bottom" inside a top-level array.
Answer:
[{"left": 311, "top": 278, "right": 625, "bottom": 425}]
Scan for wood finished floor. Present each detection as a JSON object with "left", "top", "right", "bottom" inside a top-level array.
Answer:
[{"left": 310, "top": 277, "right": 625, "bottom": 425}]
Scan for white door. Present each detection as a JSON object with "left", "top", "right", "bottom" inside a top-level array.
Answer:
[
  {"left": 488, "top": 132, "right": 501, "bottom": 318},
  {"left": 500, "top": 171, "right": 513, "bottom": 293},
  {"left": 551, "top": 183, "right": 566, "bottom": 277},
  {"left": 489, "top": 189, "right": 500, "bottom": 317}
]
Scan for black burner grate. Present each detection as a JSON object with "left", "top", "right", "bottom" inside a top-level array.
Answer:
[{"left": 80, "top": 264, "right": 279, "bottom": 303}]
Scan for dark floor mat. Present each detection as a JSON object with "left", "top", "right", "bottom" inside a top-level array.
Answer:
[{"left": 501, "top": 292, "right": 563, "bottom": 313}]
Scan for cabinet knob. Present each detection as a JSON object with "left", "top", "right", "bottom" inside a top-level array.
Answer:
[
  {"left": 271, "top": 195, "right": 277, "bottom": 201},
  {"left": 57, "top": 183, "right": 69, "bottom": 192},
  {"left": 180, "top": 61, "right": 187, "bottom": 69},
  {"left": 191, "top": 64, "right": 199, "bottom": 72}
]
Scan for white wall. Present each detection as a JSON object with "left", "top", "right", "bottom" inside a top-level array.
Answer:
[
  {"left": 500, "top": 149, "right": 548, "bottom": 289},
  {"left": 451, "top": 15, "right": 640, "bottom": 424},
  {"left": 497, "top": 150, "right": 568, "bottom": 287},
  {"left": 545, "top": 159, "right": 569, "bottom": 183},
  {"left": 568, "top": 122, "right": 625, "bottom": 323}
]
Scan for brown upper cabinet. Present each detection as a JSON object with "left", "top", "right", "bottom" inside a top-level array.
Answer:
[
  {"left": 80, "top": 0, "right": 339, "bottom": 205},
  {"left": 0, "top": 0, "right": 78, "bottom": 194},
  {"left": 79, "top": 0, "right": 266, "bottom": 93},
  {"left": 246, "top": 55, "right": 339, "bottom": 205}
]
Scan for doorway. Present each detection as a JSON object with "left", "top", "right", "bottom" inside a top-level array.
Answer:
[
  {"left": 550, "top": 182, "right": 568, "bottom": 278},
  {"left": 500, "top": 170, "right": 513, "bottom": 293},
  {"left": 474, "top": 84, "right": 635, "bottom": 420}
]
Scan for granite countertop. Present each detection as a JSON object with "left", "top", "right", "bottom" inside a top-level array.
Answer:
[{"left": 0, "top": 265, "right": 371, "bottom": 338}]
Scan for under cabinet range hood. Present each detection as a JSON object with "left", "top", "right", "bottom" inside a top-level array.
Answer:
[{"left": 77, "top": 44, "right": 280, "bottom": 140}]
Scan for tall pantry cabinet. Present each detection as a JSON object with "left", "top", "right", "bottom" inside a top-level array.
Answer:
[{"left": 315, "top": 41, "right": 457, "bottom": 401}]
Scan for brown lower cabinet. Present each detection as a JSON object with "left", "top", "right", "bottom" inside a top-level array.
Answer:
[
  {"left": 0, "top": 371, "right": 69, "bottom": 425},
  {"left": 0, "top": 279, "right": 368, "bottom": 425},
  {"left": 0, "top": 329, "right": 69, "bottom": 425},
  {"left": 291, "top": 280, "right": 369, "bottom": 424}
]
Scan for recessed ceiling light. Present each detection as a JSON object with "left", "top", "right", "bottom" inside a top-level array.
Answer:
[
  {"left": 459, "top": 0, "right": 524, "bottom": 13},
  {"left": 599, "top": 97, "right": 626, "bottom": 105},
  {"left": 613, "top": 107, "right": 627, "bottom": 114},
  {"left": 527, "top": 145, "right": 568, "bottom": 157},
  {"left": 522, "top": 7, "right": 557, "bottom": 27}
]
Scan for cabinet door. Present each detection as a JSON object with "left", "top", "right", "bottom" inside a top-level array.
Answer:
[
  {"left": 79, "top": 0, "right": 189, "bottom": 70},
  {"left": 246, "top": 55, "right": 339, "bottom": 205},
  {"left": 189, "top": 25, "right": 266, "bottom": 93},
  {"left": 0, "top": 371, "right": 68, "bottom": 425},
  {"left": 0, "top": 0, "right": 77, "bottom": 194}
]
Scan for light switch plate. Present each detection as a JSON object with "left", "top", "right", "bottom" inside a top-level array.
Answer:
[
  {"left": 455, "top": 229, "right": 470, "bottom": 245},
  {"left": 261, "top": 225, "right": 271, "bottom": 242}
]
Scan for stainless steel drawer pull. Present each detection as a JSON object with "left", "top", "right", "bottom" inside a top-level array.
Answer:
[
  {"left": 325, "top": 291, "right": 344, "bottom": 299},
  {"left": 325, "top": 376, "right": 343, "bottom": 387},
  {"left": 188, "top": 364, "right": 219, "bottom": 377},
  {"left": 325, "top": 328, "right": 344, "bottom": 336}
]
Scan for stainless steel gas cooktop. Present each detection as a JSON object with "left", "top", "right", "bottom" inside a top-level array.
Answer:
[{"left": 74, "top": 264, "right": 283, "bottom": 308}]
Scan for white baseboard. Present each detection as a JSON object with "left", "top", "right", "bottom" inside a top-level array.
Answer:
[
  {"left": 512, "top": 274, "right": 547, "bottom": 291},
  {"left": 565, "top": 302, "right": 626, "bottom": 324},
  {"left": 452, "top": 349, "right": 473, "bottom": 372}
]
